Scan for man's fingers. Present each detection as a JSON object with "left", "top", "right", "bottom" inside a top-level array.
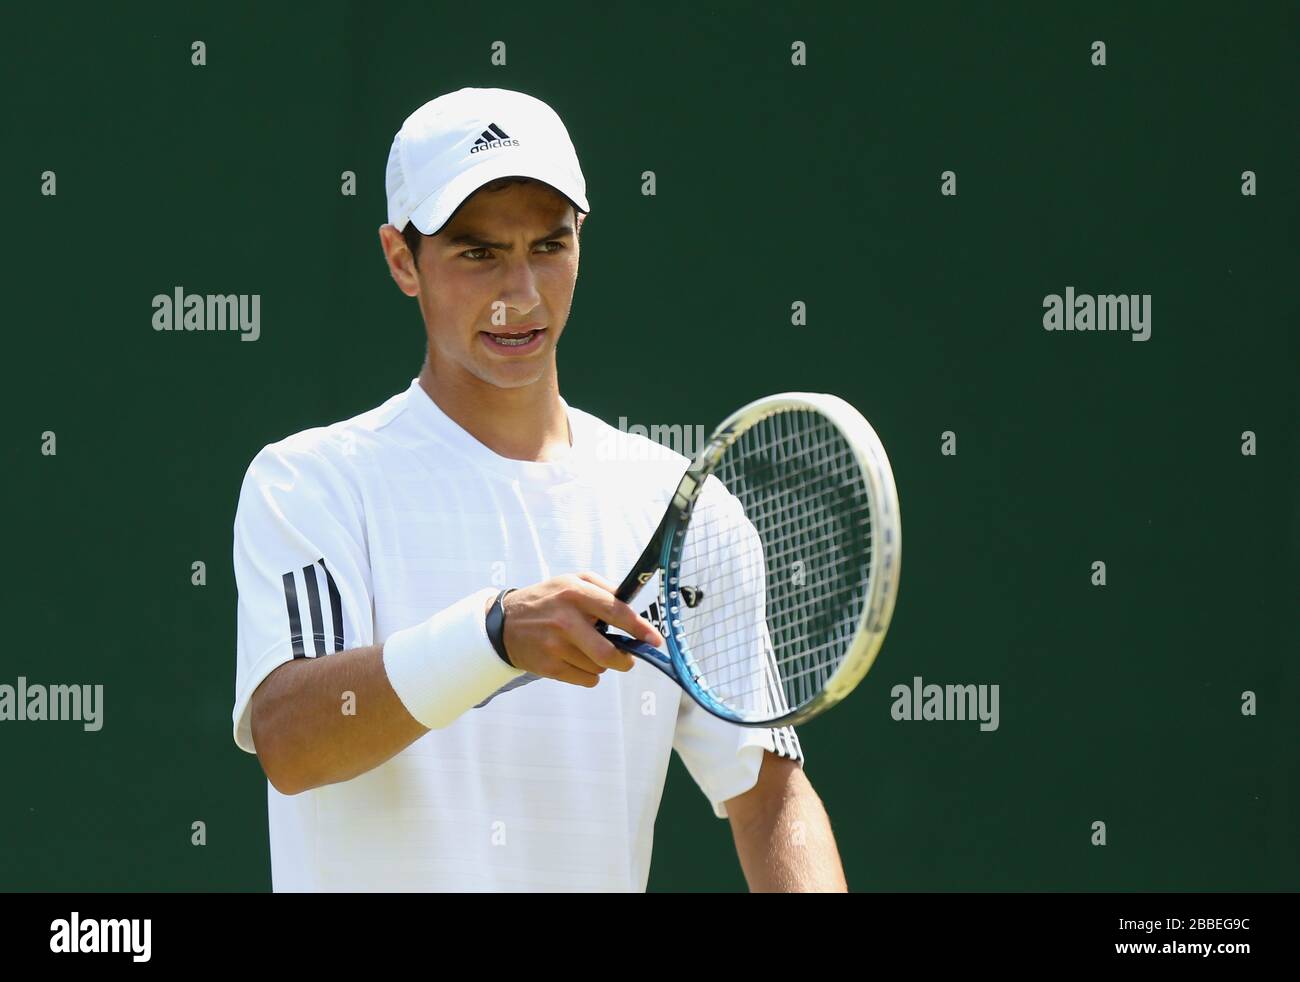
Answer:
[
  {"left": 571, "top": 576, "right": 665, "bottom": 648},
  {"left": 551, "top": 644, "right": 608, "bottom": 687},
  {"left": 554, "top": 641, "right": 610, "bottom": 678},
  {"left": 605, "top": 601, "right": 665, "bottom": 649},
  {"left": 576, "top": 571, "right": 618, "bottom": 594},
  {"left": 565, "top": 618, "right": 637, "bottom": 673},
  {"left": 552, "top": 664, "right": 603, "bottom": 688}
]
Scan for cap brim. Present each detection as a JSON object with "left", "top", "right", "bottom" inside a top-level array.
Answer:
[{"left": 406, "top": 156, "right": 590, "bottom": 236}]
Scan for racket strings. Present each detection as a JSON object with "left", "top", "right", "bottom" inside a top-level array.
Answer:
[
  {"left": 681, "top": 543, "right": 870, "bottom": 702},
  {"left": 671, "top": 409, "right": 873, "bottom": 719}
]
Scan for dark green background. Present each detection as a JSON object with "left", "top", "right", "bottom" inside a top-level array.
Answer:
[{"left": 2, "top": 2, "right": 1295, "bottom": 891}]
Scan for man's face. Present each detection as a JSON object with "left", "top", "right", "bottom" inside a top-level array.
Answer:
[{"left": 382, "top": 181, "right": 580, "bottom": 391}]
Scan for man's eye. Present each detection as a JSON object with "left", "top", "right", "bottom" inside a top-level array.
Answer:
[{"left": 462, "top": 242, "right": 564, "bottom": 262}]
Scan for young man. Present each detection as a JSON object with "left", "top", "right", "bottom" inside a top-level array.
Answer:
[{"left": 231, "top": 86, "right": 847, "bottom": 892}]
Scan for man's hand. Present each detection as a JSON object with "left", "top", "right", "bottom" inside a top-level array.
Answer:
[{"left": 490, "top": 572, "right": 665, "bottom": 687}]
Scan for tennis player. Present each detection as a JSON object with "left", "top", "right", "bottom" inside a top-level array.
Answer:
[{"left": 231, "top": 86, "right": 847, "bottom": 892}]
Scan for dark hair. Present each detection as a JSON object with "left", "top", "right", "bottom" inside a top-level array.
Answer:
[{"left": 402, "top": 176, "right": 584, "bottom": 268}]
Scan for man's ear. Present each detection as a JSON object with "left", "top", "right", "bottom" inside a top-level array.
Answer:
[{"left": 378, "top": 224, "right": 421, "bottom": 299}]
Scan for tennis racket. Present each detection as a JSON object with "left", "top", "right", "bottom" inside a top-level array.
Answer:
[{"left": 595, "top": 392, "right": 900, "bottom": 728}]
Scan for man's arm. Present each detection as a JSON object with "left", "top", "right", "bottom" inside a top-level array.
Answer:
[
  {"left": 725, "top": 750, "right": 848, "bottom": 892},
  {"left": 251, "top": 643, "right": 428, "bottom": 796},
  {"left": 250, "top": 587, "right": 512, "bottom": 796},
  {"left": 251, "top": 575, "right": 664, "bottom": 796}
]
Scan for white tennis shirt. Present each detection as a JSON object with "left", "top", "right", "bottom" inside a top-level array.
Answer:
[{"left": 231, "top": 377, "right": 803, "bottom": 892}]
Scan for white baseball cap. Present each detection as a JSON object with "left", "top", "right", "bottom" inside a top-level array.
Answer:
[{"left": 385, "top": 87, "right": 590, "bottom": 236}]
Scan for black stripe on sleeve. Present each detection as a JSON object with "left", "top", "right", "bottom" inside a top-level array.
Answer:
[
  {"left": 301, "top": 563, "right": 328, "bottom": 657},
  {"left": 318, "top": 558, "right": 345, "bottom": 652},
  {"left": 282, "top": 571, "right": 306, "bottom": 659}
]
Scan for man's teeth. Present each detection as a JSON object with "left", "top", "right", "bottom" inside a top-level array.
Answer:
[{"left": 489, "top": 330, "right": 537, "bottom": 346}]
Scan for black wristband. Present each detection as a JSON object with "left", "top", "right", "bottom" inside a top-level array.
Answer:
[{"left": 485, "top": 588, "right": 516, "bottom": 667}]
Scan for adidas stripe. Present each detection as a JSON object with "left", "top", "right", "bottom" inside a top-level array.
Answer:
[{"left": 281, "top": 557, "right": 345, "bottom": 659}]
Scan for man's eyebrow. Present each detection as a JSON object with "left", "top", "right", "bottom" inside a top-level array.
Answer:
[{"left": 442, "top": 224, "right": 574, "bottom": 250}]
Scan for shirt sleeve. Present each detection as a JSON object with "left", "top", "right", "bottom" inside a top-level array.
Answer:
[
  {"left": 670, "top": 475, "right": 806, "bottom": 820},
  {"left": 672, "top": 696, "right": 806, "bottom": 820},
  {"left": 230, "top": 436, "right": 373, "bottom": 754}
]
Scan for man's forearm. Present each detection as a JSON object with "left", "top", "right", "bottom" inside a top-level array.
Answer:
[
  {"left": 250, "top": 590, "right": 523, "bottom": 795},
  {"left": 731, "top": 781, "right": 849, "bottom": 892},
  {"left": 250, "top": 644, "right": 428, "bottom": 795}
]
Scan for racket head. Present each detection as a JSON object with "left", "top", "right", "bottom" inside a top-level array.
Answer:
[{"left": 660, "top": 392, "right": 901, "bottom": 727}]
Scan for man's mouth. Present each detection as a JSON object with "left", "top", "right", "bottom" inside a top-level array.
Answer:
[{"left": 483, "top": 327, "right": 544, "bottom": 348}]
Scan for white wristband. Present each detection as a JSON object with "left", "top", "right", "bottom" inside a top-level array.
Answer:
[{"left": 382, "top": 588, "right": 525, "bottom": 730}]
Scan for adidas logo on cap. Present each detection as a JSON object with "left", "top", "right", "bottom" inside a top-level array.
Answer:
[{"left": 471, "top": 122, "right": 521, "bottom": 153}]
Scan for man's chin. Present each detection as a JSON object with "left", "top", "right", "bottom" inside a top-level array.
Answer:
[{"left": 475, "top": 361, "right": 554, "bottom": 391}]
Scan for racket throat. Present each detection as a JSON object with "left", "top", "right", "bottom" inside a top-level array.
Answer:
[{"left": 612, "top": 507, "right": 677, "bottom": 602}]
